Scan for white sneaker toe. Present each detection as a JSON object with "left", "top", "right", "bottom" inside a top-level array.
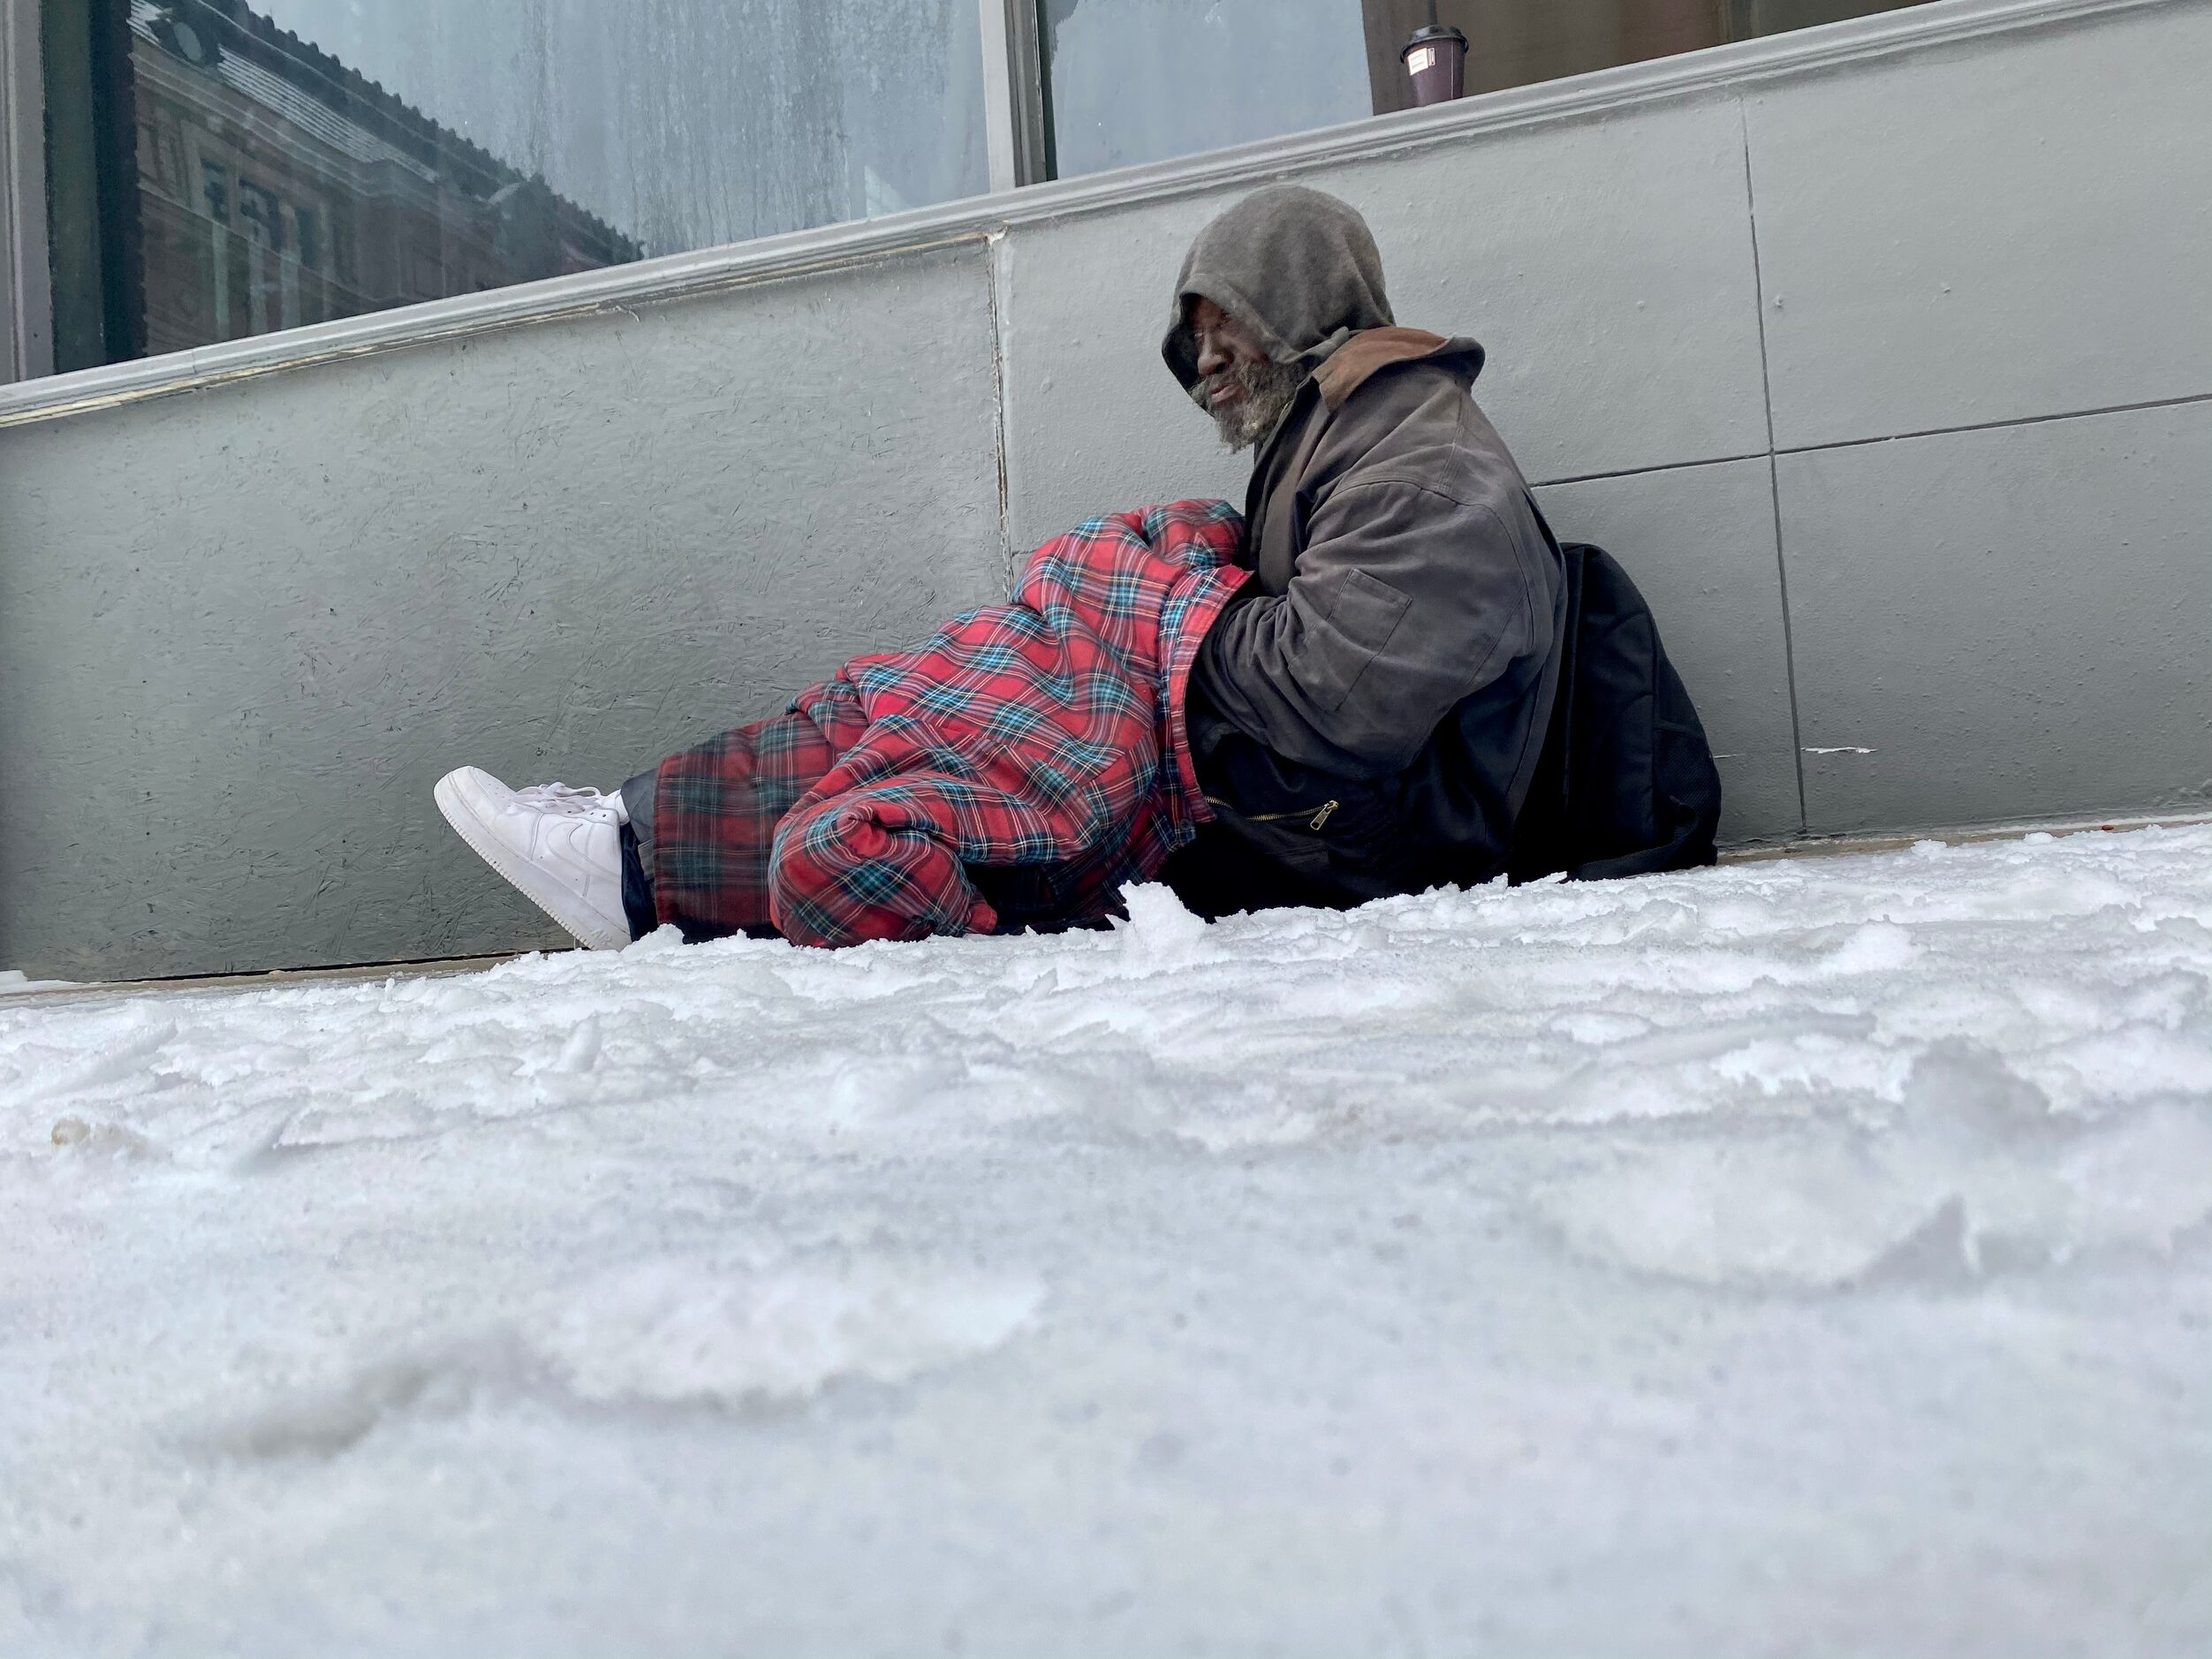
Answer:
[{"left": 434, "top": 765, "right": 633, "bottom": 951}]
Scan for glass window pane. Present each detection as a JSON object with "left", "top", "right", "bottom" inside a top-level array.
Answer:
[
  {"left": 1042, "top": 0, "right": 1373, "bottom": 179},
  {"left": 1043, "top": 0, "right": 1940, "bottom": 178},
  {"left": 70, "top": 0, "right": 989, "bottom": 365}
]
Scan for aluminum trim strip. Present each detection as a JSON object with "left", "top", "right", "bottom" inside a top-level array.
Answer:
[{"left": 1, "top": 0, "right": 55, "bottom": 383}]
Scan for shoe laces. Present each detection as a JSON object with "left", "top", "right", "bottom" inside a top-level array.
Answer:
[{"left": 513, "top": 782, "right": 620, "bottom": 819}]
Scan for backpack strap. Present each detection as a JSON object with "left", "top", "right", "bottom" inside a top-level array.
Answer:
[{"left": 1509, "top": 496, "right": 1575, "bottom": 820}]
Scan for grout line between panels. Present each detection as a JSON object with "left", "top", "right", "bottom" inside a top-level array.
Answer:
[
  {"left": 1773, "top": 387, "right": 2212, "bottom": 457},
  {"left": 1527, "top": 387, "right": 2212, "bottom": 493},
  {"left": 983, "top": 231, "right": 1017, "bottom": 596},
  {"left": 1737, "top": 94, "right": 1810, "bottom": 836},
  {"left": 1529, "top": 451, "right": 1769, "bottom": 489}
]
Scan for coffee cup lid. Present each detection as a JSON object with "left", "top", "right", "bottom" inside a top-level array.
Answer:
[{"left": 1401, "top": 24, "right": 1467, "bottom": 61}]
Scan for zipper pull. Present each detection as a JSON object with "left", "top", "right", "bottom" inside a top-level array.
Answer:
[{"left": 1308, "top": 799, "right": 1338, "bottom": 831}]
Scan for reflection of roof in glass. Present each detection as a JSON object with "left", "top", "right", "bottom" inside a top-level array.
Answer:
[
  {"left": 126, "top": 0, "right": 640, "bottom": 256},
  {"left": 132, "top": 3, "right": 436, "bottom": 180}
]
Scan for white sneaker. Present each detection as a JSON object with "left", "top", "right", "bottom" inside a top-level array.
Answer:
[{"left": 434, "top": 766, "right": 633, "bottom": 951}]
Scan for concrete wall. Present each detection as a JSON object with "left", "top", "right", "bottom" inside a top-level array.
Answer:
[
  {"left": 1746, "top": 2, "right": 2212, "bottom": 830},
  {"left": 3, "top": 0, "right": 2206, "bottom": 980},
  {"left": 1, "top": 246, "right": 1005, "bottom": 976},
  {"left": 999, "top": 0, "right": 2212, "bottom": 852},
  {"left": 995, "top": 86, "right": 1800, "bottom": 836}
]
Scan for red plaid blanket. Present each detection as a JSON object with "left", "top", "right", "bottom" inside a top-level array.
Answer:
[{"left": 648, "top": 500, "right": 1249, "bottom": 947}]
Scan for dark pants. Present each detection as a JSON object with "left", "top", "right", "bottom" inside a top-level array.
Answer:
[
  {"left": 1157, "top": 723, "right": 1398, "bottom": 921},
  {"left": 617, "top": 771, "right": 660, "bottom": 941},
  {"left": 1155, "top": 819, "right": 1340, "bottom": 920}
]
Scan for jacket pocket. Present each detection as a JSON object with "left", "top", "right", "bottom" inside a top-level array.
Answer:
[
  {"left": 1201, "top": 779, "right": 1401, "bottom": 891},
  {"left": 1298, "top": 566, "right": 1413, "bottom": 714}
]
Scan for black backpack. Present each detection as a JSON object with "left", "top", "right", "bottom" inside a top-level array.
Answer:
[{"left": 1507, "top": 537, "right": 1723, "bottom": 883}]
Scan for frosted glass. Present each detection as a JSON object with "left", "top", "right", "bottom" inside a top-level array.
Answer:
[
  {"left": 117, "top": 0, "right": 988, "bottom": 358},
  {"left": 253, "top": 0, "right": 990, "bottom": 254},
  {"left": 1044, "top": 0, "right": 1372, "bottom": 178}
]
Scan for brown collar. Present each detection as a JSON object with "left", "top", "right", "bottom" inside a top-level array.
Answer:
[{"left": 1312, "top": 327, "right": 1455, "bottom": 410}]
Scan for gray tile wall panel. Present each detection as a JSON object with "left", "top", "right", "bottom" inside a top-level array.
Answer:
[
  {"left": 1747, "top": 0, "right": 2212, "bottom": 451},
  {"left": 999, "top": 89, "right": 1768, "bottom": 549},
  {"left": 1535, "top": 458, "right": 1804, "bottom": 845},
  {"left": 0, "top": 247, "right": 1004, "bottom": 980},
  {"left": 1782, "top": 398, "right": 2212, "bottom": 835},
  {"left": 996, "top": 192, "right": 1251, "bottom": 553}
]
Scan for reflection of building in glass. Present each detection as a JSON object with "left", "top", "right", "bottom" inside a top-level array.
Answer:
[{"left": 125, "top": 0, "right": 640, "bottom": 354}]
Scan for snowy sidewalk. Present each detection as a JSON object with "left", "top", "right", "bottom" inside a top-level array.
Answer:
[{"left": 4, "top": 827, "right": 2209, "bottom": 1656}]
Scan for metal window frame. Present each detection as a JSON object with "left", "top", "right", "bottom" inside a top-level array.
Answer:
[
  {"left": 2, "top": 0, "right": 55, "bottom": 383},
  {"left": 979, "top": 0, "right": 1053, "bottom": 192}
]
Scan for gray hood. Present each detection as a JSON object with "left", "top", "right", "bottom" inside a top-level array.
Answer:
[{"left": 1161, "top": 185, "right": 1396, "bottom": 390}]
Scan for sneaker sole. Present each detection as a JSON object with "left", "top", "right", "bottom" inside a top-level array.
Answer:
[{"left": 434, "top": 770, "right": 632, "bottom": 951}]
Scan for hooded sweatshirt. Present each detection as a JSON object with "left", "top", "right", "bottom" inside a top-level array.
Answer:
[
  {"left": 1162, "top": 184, "right": 1567, "bottom": 896},
  {"left": 1162, "top": 185, "right": 1394, "bottom": 387}
]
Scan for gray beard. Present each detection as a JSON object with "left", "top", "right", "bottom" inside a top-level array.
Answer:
[{"left": 1191, "top": 356, "right": 1309, "bottom": 452}]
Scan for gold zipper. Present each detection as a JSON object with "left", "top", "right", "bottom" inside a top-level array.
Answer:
[{"left": 1202, "top": 795, "right": 1340, "bottom": 830}]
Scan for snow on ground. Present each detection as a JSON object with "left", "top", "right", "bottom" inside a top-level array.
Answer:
[
  {"left": 0, "top": 972, "right": 79, "bottom": 996},
  {"left": 4, "top": 826, "right": 2211, "bottom": 1657}
]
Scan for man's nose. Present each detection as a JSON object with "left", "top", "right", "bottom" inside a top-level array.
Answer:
[{"left": 1194, "top": 334, "right": 1229, "bottom": 378}]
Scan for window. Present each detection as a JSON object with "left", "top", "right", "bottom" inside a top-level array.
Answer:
[
  {"left": 1039, "top": 0, "right": 1938, "bottom": 178},
  {"left": 35, "top": 0, "right": 991, "bottom": 372},
  {"left": 1041, "top": 0, "right": 1373, "bottom": 178},
  {"left": 17, "top": 0, "right": 1944, "bottom": 380}
]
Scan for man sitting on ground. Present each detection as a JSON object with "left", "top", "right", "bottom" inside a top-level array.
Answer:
[{"left": 435, "top": 185, "right": 1713, "bottom": 949}]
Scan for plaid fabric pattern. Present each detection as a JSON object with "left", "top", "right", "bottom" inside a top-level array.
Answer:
[{"left": 650, "top": 500, "right": 1248, "bottom": 948}]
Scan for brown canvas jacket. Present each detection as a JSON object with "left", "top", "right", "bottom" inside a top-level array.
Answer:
[
  {"left": 1162, "top": 185, "right": 1568, "bottom": 891},
  {"left": 1195, "top": 329, "right": 1564, "bottom": 798}
]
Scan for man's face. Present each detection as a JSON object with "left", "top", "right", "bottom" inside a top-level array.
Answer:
[{"left": 1186, "top": 297, "right": 1307, "bottom": 452}]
